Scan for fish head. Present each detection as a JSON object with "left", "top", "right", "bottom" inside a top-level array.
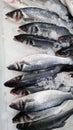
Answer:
[
  {"left": 9, "top": 99, "right": 24, "bottom": 111},
  {"left": 6, "top": 9, "right": 23, "bottom": 22},
  {"left": 7, "top": 60, "right": 25, "bottom": 71},
  {"left": 14, "top": 34, "right": 26, "bottom": 42},
  {"left": 19, "top": 24, "right": 29, "bottom": 33},
  {"left": 4, "top": 75, "right": 24, "bottom": 87}
]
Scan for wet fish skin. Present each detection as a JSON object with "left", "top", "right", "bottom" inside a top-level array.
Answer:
[
  {"left": 7, "top": 54, "right": 73, "bottom": 72},
  {"left": 4, "top": 65, "right": 60, "bottom": 87},
  {"left": 19, "top": 22, "right": 71, "bottom": 39},
  {"left": 56, "top": 46, "right": 73, "bottom": 57},
  {"left": 16, "top": 101, "right": 73, "bottom": 130},
  {"left": 12, "top": 101, "right": 69, "bottom": 124},
  {"left": 9, "top": 90, "right": 73, "bottom": 112},
  {"left": 14, "top": 34, "right": 56, "bottom": 48}
]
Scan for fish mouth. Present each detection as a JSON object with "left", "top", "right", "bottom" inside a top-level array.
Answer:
[
  {"left": 7, "top": 64, "right": 16, "bottom": 70},
  {"left": 14, "top": 35, "right": 24, "bottom": 42},
  {"left": 13, "top": 36, "right": 19, "bottom": 42},
  {"left": 9, "top": 102, "right": 18, "bottom": 110},
  {"left": 4, "top": 79, "right": 16, "bottom": 87}
]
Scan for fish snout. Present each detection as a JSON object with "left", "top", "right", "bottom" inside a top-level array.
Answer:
[{"left": 9, "top": 100, "right": 24, "bottom": 111}]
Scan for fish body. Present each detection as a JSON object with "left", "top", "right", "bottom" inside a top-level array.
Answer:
[
  {"left": 9, "top": 90, "right": 73, "bottom": 112},
  {"left": 19, "top": 22, "right": 71, "bottom": 40},
  {"left": 6, "top": 7, "right": 72, "bottom": 31},
  {"left": 7, "top": 54, "right": 73, "bottom": 72},
  {"left": 16, "top": 100, "right": 73, "bottom": 130},
  {"left": 12, "top": 100, "right": 69, "bottom": 123},
  {"left": 14, "top": 34, "right": 56, "bottom": 48}
]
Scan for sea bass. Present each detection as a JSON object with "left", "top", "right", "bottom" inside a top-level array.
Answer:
[
  {"left": 5, "top": 7, "right": 72, "bottom": 31},
  {"left": 4, "top": 65, "right": 61, "bottom": 87},
  {"left": 4, "top": 0, "right": 69, "bottom": 20},
  {"left": 9, "top": 90, "right": 73, "bottom": 112},
  {"left": 12, "top": 100, "right": 69, "bottom": 123},
  {"left": 14, "top": 34, "right": 57, "bottom": 48},
  {"left": 19, "top": 22, "right": 71, "bottom": 39},
  {"left": 16, "top": 100, "right": 73, "bottom": 130},
  {"left": 7, "top": 54, "right": 73, "bottom": 72}
]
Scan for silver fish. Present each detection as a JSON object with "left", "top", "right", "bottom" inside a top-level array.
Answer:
[
  {"left": 4, "top": 65, "right": 61, "bottom": 88},
  {"left": 12, "top": 100, "right": 69, "bottom": 123},
  {"left": 19, "top": 22, "right": 71, "bottom": 39},
  {"left": 7, "top": 54, "right": 73, "bottom": 72},
  {"left": 14, "top": 34, "right": 57, "bottom": 48},
  {"left": 16, "top": 100, "right": 73, "bottom": 130},
  {"left": 7, "top": 0, "right": 69, "bottom": 20},
  {"left": 9, "top": 90, "right": 73, "bottom": 112},
  {"left": 5, "top": 7, "right": 72, "bottom": 31}
]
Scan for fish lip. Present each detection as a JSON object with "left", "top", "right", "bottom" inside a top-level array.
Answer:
[
  {"left": 13, "top": 36, "right": 19, "bottom": 42},
  {"left": 4, "top": 80, "right": 15, "bottom": 87}
]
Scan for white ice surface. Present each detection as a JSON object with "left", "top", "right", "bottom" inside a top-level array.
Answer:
[{"left": 0, "top": 1, "right": 73, "bottom": 130}]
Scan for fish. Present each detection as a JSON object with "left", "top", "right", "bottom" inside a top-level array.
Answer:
[
  {"left": 19, "top": 22, "right": 71, "bottom": 40},
  {"left": 16, "top": 100, "right": 73, "bottom": 130},
  {"left": 9, "top": 90, "right": 73, "bottom": 112},
  {"left": 4, "top": 65, "right": 61, "bottom": 87},
  {"left": 7, "top": 54, "right": 73, "bottom": 72},
  {"left": 5, "top": 7, "right": 73, "bottom": 31},
  {"left": 14, "top": 34, "right": 57, "bottom": 48},
  {"left": 55, "top": 46, "right": 73, "bottom": 57},
  {"left": 12, "top": 100, "right": 69, "bottom": 123},
  {"left": 4, "top": 0, "right": 68, "bottom": 20},
  {"left": 10, "top": 72, "right": 73, "bottom": 96}
]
